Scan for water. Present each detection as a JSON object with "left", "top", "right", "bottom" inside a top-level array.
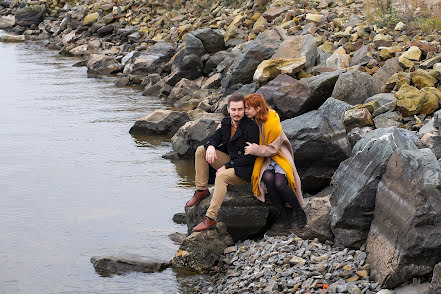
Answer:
[{"left": 0, "top": 32, "right": 198, "bottom": 293}]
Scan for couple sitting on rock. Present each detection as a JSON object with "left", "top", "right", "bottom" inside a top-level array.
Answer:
[{"left": 185, "top": 93, "right": 307, "bottom": 232}]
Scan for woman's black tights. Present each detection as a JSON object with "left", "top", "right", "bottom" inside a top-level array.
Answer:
[{"left": 262, "top": 169, "right": 301, "bottom": 212}]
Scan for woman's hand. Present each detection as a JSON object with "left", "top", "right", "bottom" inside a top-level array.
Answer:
[
  {"left": 244, "top": 142, "right": 257, "bottom": 155},
  {"left": 216, "top": 123, "right": 221, "bottom": 130}
]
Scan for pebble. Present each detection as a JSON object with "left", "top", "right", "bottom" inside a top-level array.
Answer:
[{"left": 192, "top": 234, "right": 390, "bottom": 293}]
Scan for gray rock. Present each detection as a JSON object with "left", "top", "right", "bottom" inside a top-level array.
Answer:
[
  {"left": 434, "top": 109, "right": 441, "bottom": 129},
  {"left": 201, "top": 73, "right": 222, "bottom": 90},
  {"left": 365, "top": 93, "right": 397, "bottom": 117},
  {"left": 267, "top": 195, "right": 333, "bottom": 242},
  {"left": 192, "top": 28, "right": 225, "bottom": 54},
  {"left": 366, "top": 148, "right": 441, "bottom": 287},
  {"left": 332, "top": 70, "right": 380, "bottom": 105},
  {"left": 351, "top": 45, "right": 371, "bottom": 66},
  {"left": 256, "top": 71, "right": 340, "bottom": 120},
  {"left": 372, "top": 57, "right": 403, "bottom": 92},
  {"left": 343, "top": 108, "right": 373, "bottom": 132},
  {"left": 171, "top": 222, "right": 234, "bottom": 272},
  {"left": 347, "top": 127, "right": 373, "bottom": 148},
  {"left": 0, "top": 0, "right": 13, "bottom": 8},
  {"left": 419, "top": 118, "right": 436, "bottom": 136},
  {"left": 129, "top": 109, "right": 190, "bottom": 136},
  {"left": 172, "top": 213, "right": 187, "bottom": 224},
  {"left": 86, "top": 54, "right": 123, "bottom": 75},
  {"left": 272, "top": 34, "right": 318, "bottom": 69},
  {"left": 330, "top": 127, "right": 419, "bottom": 248},
  {"left": 282, "top": 98, "right": 351, "bottom": 193},
  {"left": 203, "top": 51, "right": 228, "bottom": 75},
  {"left": 373, "top": 111, "right": 402, "bottom": 128},
  {"left": 124, "top": 42, "right": 174, "bottom": 76},
  {"left": 171, "top": 114, "right": 224, "bottom": 156},
  {"left": 166, "top": 78, "right": 200, "bottom": 105},
  {"left": 165, "top": 54, "right": 203, "bottom": 86},
  {"left": 90, "top": 256, "right": 170, "bottom": 276},
  {"left": 221, "top": 29, "right": 282, "bottom": 90},
  {"left": 15, "top": 5, "right": 46, "bottom": 27},
  {"left": 185, "top": 185, "right": 269, "bottom": 241},
  {"left": 431, "top": 263, "right": 441, "bottom": 294}
]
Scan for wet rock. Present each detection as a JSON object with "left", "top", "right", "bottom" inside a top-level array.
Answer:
[
  {"left": 87, "top": 54, "right": 122, "bottom": 75},
  {"left": 192, "top": 28, "right": 225, "bottom": 54},
  {"left": 0, "top": 15, "right": 15, "bottom": 29},
  {"left": 15, "top": 5, "right": 46, "bottom": 27},
  {"left": 185, "top": 185, "right": 269, "bottom": 241},
  {"left": 366, "top": 148, "right": 441, "bottom": 287},
  {"left": 172, "top": 213, "right": 187, "bottom": 224},
  {"left": 272, "top": 34, "right": 318, "bottom": 69},
  {"left": 129, "top": 110, "right": 190, "bottom": 136},
  {"left": 90, "top": 256, "right": 170, "bottom": 276},
  {"left": 332, "top": 70, "right": 379, "bottom": 105},
  {"left": 171, "top": 114, "right": 224, "bottom": 157},
  {"left": 330, "top": 127, "right": 419, "bottom": 248},
  {"left": 171, "top": 222, "right": 234, "bottom": 272},
  {"left": 221, "top": 29, "right": 281, "bottom": 90},
  {"left": 0, "top": 34, "right": 25, "bottom": 42},
  {"left": 282, "top": 98, "right": 351, "bottom": 193}
]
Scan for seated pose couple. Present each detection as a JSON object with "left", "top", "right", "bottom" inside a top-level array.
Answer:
[{"left": 186, "top": 93, "right": 307, "bottom": 232}]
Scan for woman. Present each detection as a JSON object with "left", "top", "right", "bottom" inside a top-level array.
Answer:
[{"left": 243, "top": 93, "right": 307, "bottom": 228}]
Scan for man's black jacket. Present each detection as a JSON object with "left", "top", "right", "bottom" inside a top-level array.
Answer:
[{"left": 204, "top": 116, "right": 259, "bottom": 182}]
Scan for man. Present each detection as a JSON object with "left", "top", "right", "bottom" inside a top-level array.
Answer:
[{"left": 185, "top": 93, "right": 260, "bottom": 232}]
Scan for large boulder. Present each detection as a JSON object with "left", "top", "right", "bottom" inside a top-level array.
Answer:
[
  {"left": 366, "top": 148, "right": 441, "bottom": 287},
  {"left": 87, "top": 54, "right": 122, "bottom": 75},
  {"left": 15, "top": 5, "right": 46, "bottom": 27},
  {"left": 123, "top": 42, "right": 174, "bottom": 76},
  {"left": 282, "top": 98, "right": 351, "bottom": 193},
  {"left": 192, "top": 28, "right": 225, "bottom": 54},
  {"left": 221, "top": 29, "right": 282, "bottom": 90},
  {"left": 266, "top": 194, "right": 333, "bottom": 242},
  {"left": 256, "top": 71, "right": 340, "bottom": 120},
  {"left": 185, "top": 185, "right": 269, "bottom": 241},
  {"left": 271, "top": 34, "right": 318, "bottom": 69},
  {"left": 171, "top": 222, "right": 234, "bottom": 272},
  {"left": 330, "top": 127, "right": 419, "bottom": 248},
  {"left": 332, "top": 70, "right": 380, "bottom": 105},
  {"left": 365, "top": 93, "right": 397, "bottom": 116},
  {"left": 431, "top": 263, "right": 441, "bottom": 294},
  {"left": 129, "top": 110, "right": 190, "bottom": 136},
  {"left": 171, "top": 114, "right": 224, "bottom": 156}
]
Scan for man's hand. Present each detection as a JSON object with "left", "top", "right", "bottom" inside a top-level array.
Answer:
[
  {"left": 206, "top": 145, "right": 217, "bottom": 164},
  {"left": 216, "top": 165, "right": 226, "bottom": 175}
]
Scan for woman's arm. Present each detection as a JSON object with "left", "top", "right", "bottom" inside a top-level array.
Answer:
[{"left": 245, "top": 135, "right": 284, "bottom": 157}]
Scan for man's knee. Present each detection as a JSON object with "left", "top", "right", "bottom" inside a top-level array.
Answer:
[{"left": 195, "top": 145, "right": 206, "bottom": 157}]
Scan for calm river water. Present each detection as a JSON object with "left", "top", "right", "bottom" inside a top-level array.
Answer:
[{"left": 0, "top": 31, "right": 198, "bottom": 293}]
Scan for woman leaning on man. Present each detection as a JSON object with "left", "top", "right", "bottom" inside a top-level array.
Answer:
[{"left": 243, "top": 93, "right": 307, "bottom": 228}]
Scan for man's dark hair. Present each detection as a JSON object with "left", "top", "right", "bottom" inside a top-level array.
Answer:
[{"left": 228, "top": 93, "right": 245, "bottom": 106}]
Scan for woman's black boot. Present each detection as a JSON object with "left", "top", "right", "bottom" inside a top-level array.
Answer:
[
  {"left": 280, "top": 207, "right": 293, "bottom": 229},
  {"left": 297, "top": 207, "right": 307, "bottom": 228}
]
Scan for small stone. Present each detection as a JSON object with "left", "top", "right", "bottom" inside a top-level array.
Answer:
[{"left": 356, "top": 270, "right": 369, "bottom": 278}]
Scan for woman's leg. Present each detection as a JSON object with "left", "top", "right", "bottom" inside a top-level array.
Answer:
[
  {"left": 263, "top": 170, "right": 293, "bottom": 228},
  {"left": 274, "top": 173, "right": 307, "bottom": 228}
]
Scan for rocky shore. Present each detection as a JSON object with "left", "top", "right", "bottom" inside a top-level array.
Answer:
[{"left": 2, "top": 0, "right": 441, "bottom": 293}]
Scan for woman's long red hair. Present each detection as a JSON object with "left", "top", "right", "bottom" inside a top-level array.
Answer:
[{"left": 244, "top": 93, "right": 269, "bottom": 124}]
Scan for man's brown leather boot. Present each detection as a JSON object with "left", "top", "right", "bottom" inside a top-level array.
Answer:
[
  {"left": 185, "top": 189, "right": 210, "bottom": 207},
  {"left": 193, "top": 216, "right": 216, "bottom": 232}
]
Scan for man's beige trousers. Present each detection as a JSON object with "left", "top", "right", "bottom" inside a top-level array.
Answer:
[{"left": 195, "top": 145, "right": 246, "bottom": 220}]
